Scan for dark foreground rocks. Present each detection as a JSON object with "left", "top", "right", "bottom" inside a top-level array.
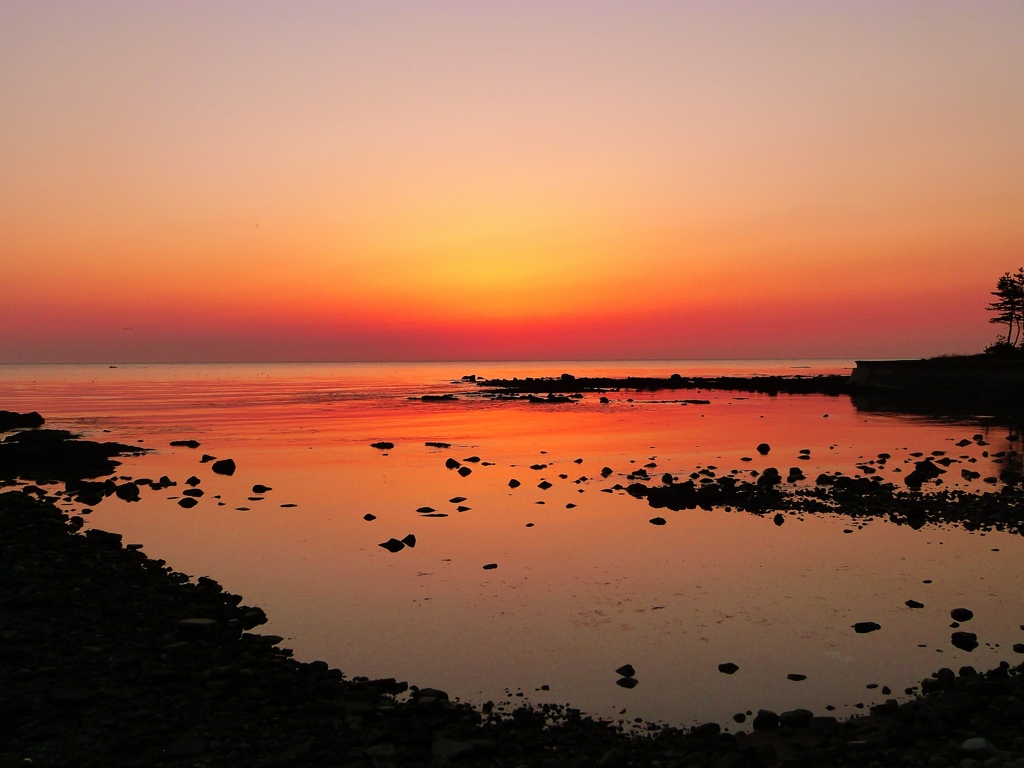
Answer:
[
  {"left": 625, "top": 472, "right": 1024, "bottom": 536},
  {"left": 6, "top": 490, "right": 1024, "bottom": 767},
  {"left": 0, "top": 429, "right": 147, "bottom": 484},
  {"left": 476, "top": 374, "right": 854, "bottom": 397}
]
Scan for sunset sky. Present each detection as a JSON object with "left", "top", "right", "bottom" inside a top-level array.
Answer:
[{"left": 2, "top": 2, "right": 1022, "bottom": 363}]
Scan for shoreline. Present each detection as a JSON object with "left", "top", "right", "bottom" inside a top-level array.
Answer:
[
  {"left": 6, "top": 489, "right": 1024, "bottom": 768},
  {"left": 4, "top": 418, "right": 1024, "bottom": 766}
]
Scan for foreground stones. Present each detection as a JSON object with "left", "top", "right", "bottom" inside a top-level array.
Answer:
[{"left": 8, "top": 489, "right": 1024, "bottom": 767}]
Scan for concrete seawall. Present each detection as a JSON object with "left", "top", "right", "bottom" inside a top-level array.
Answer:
[{"left": 852, "top": 357, "right": 1024, "bottom": 395}]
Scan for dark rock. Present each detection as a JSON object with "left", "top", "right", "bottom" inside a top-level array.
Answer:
[
  {"left": 169, "top": 439, "right": 200, "bottom": 448},
  {"left": 114, "top": 483, "right": 140, "bottom": 502},
  {"left": 186, "top": 475, "right": 201, "bottom": 486},
  {"left": 463, "top": 456, "right": 481, "bottom": 463},
  {"left": 773, "top": 513, "right": 785, "bottom": 526},
  {"left": 458, "top": 466, "right": 472, "bottom": 477},
  {"left": 445, "top": 457, "right": 461, "bottom": 469},
  {"left": 363, "top": 513, "right": 376, "bottom": 521},
  {"left": 416, "top": 506, "right": 435, "bottom": 513},
  {"left": 182, "top": 488, "right": 203, "bottom": 497},
  {"left": 200, "top": 454, "right": 216, "bottom": 463},
  {"left": 951, "top": 631, "right": 978, "bottom": 651},
  {"left": 853, "top": 622, "right": 881, "bottom": 634},
  {"left": 211, "top": 459, "right": 236, "bottom": 476},
  {"left": 780, "top": 709, "right": 813, "bottom": 727},
  {"left": 0, "top": 410, "right": 44, "bottom": 431},
  {"left": 538, "top": 480, "right": 553, "bottom": 490},
  {"left": 787, "top": 673, "right": 807, "bottom": 681},
  {"left": 649, "top": 517, "right": 666, "bottom": 525},
  {"left": 482, "top": 563, "right": 497, "bottom": 570},
  {"left": 752, "top": 709, "right": 779, "bottom": 730},
  {"left": 615, "top": 677, "right": 638, "bottom": 689},
  {"left": 756, "top": 443, "right": 771, "bottom": 455},
  {"left": 615, "top": 664, "right": 635, "bottom": 677},
  {"left": 0, "top": 429, "right": 147, "bottom": 483},
  {"left": 508, "top": 479, "right": 521, "bottom": 488},
  {"left": 379, "top": 538, "right": 405, "bottom": 553},
  {"left": 950, "top": 608, "right": 974, "bottom": 622},
  {"left": 906, "top": 600, "right": 924, "bottom": 609},
  {"left": 166, "top": 735, "right": 208, "bottom": 756},
  {"left": 425, "top": 441, "right": 451, "bottom": 448},
  {"left": 456, "top": 505, "right": 470, "bottom": 512},
  {"left": 601, "top": 467, "right": 613, "bottom": 477},
  {"left": 530, "top": 463, "right": 548, "bottom": 470},
  {"left": 718, "top": 663, "right": 739, "bottom": 674},
  {"left": 401, "top": 534, "right": 416, "bottom": 548},
  {"left": 370, "top": 442, "right": 395, "bottom": 450},
  {"left": 177, "top": 497, "right": 198, "bottom": 509},
  {"left": 252, "top": 484, "right": 272, "bottom": 493},
  {"left": 449, "top": 496, "right": 467, "bottom": 503},
  {"left": 732, "top": 712, "right": 746, "bottom": 723},
  {"left": 1013, "top": 643, "right": 1024, "bottom": 653}
]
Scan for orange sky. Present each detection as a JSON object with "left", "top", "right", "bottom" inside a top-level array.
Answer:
[{"left": 2, "top": 2, "right": 1023, "bottom": 362}]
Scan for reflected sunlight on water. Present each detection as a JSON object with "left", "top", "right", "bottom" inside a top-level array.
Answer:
[{"left": 2, "top": 361, "right": 1022, "bottom": 727}]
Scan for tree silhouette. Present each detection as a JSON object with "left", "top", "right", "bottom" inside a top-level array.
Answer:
[{"left": 987, "top": 268, "right": 1024, "bottom": 350}]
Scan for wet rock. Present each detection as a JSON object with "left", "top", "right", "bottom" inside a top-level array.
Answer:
[
  {"left": 787, "top": 467, "right": 805, "bottom": 482},
  {"left": 178, "top": 497, "right": 198, "bottom": 509},
  {"left": 786, "top": 673, "right": 807, "bottom": 681},
  {"left": 752, "top": 709, "right": 779, "bottom": 730},
  {"left": 756, "top": 443, "right": 771, "bottom": 455},
  {"left": 649, "top": 517, "right": 666, "bottom": 525},
  {"left": 538, "top": 480, "right": 553, "bottom": 490},
  {"left": 416, "top": 506, "right": 436, "bottom": 513},
  {"left": 950, "top": 608, "right": 974, "bottom": 622},
  {"left": 773, "top": 513, "right": 785, "bottom": 526},
  {"left": 718, "top": 663, "right": 739, "bottom": 674},
  {"left": 211, "top": 459, "right": 235, "bottom": 476},
  {"left": 574, "top": 458, "right": 583, "bottom": 464},
  {"left": 780, "top": 709, "right": 813, "bottom": 727},
  {"left": 363, "top": 514, "right": 376, "bottom": 521},
  {"left": 182, "top": 488, "right": 204, "bottom": 497},
  {"left": 0, "top": 429, "right": 147, "bottom": 483},
  {"left": 960, "top": 737, "right": 997, "bottom": 757},
  {"left": 1013, "top": 643, "right": 1024, "bottom": 653},
  {"left": 186, "top": 475, "right": 201, "bottom": 486},
  {"left": 853, "top": 622, "right": 881, "bottom": 634},
  {"left": 0, "top": 410, "right": 44, "bottom": 431},
  {"left": 166, "top": 735, "right": 208, "bottom": 756},
  {"left": 169, "top": 439, "right": 200, "bottom": 448},
  {"left": 732, "top": 712, "right": 746, "bottom": 723},
  {"left": 446, "top": 458, "right": 461, "bottom": 469},
  {"left": 449, "top": 496, "right": 467, "bottom": 503},
  {"left": 951, "top": 631, "right": 978, "bottom": 651},
  {"left": 252, "top": 484, "right": 272, "bottom": 493},
  {"left": 425, "top": 441, "right": 451, "bottom": 448},
  {"left": 401, "top": 534, "right": 416, "bottom": 548},
  {"left": 601, "top": 467, "right": 613, "bottom": 477},
  {"left": 615, "top": 677, "right": 638, "bottom": 689},
  {"left": 200, "top": 454, "right": 216, "bottom": 463},
  {"left": 530, "top": 464, "right": 548, "bottom": 470},
  {"left": 906, "top": 600, "right": 924, "bottom": 608},
  {"left": 370, "top": 441, "right": 395, "bottom": 450},
  {"left": 114, "top": 483, "right": 140, "bottom": 502},
  {"left": 508, "top": 478, "right": 521, "bottom": 488},
  {"left": 458, "top": 466, "right": 472, "bottom": 477},
  {"left": 456, "top": 505, "right": 470, "bottom": 512},
  {"left": 432, "top": 738, "right": 474, "bottom": 761},
  {"left": 599, "top": 396, "right": 610, "bottom": 404},
  {"left": 379, "top": 538, "right": 405, "bottom": 553},
  {"left": 482, "top": 563, "right": 497, "bottom": 570},
  {"left": 615, "top": 664, "right": 635, "bottom": 677}
]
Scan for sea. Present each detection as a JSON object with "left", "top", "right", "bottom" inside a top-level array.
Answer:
[{"left": 2, "top": 359, "right": 1022, "bottom": 729}]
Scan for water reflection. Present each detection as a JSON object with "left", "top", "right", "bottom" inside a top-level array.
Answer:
[{"left": 2, "top": 362, "right": 1023, "bottom": 728}]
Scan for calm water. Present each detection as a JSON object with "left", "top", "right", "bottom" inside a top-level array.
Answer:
[{"left": 2, "top": 360, "right": 1023, "bottom": 728}]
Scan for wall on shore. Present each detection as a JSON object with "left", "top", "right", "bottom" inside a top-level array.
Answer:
[{"left": 852, "top": 358, "right": 1024, "bottom": 395}]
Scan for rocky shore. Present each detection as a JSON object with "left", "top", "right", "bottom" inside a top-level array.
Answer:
[
  {"left": 5, "top": 418, "right": 1024, "bottom": 767},
  {"left": 472, "top": 374, "right": 854, "bottom": 398}
]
